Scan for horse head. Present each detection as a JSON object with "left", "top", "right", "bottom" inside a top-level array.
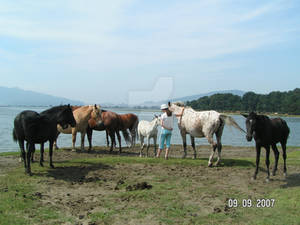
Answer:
[
  {"left": 91, "top": 104, "right": 103, "bottom": 124},
  {"left": 168, "top": 101, "right": 184, "bottom": 114},
  {"left": 57, "top": 104, "right": 76, "bottom": 129},
  {"left": 242, "top": 112, "right": 258, "bottom": 142},
  {"left": 154, "top": 114, "right": 161, "bottom": 126}
]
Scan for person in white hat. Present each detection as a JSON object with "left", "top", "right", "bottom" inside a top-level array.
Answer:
[{"left": 156, "top": 103, "right": 183, "bottom": 159}]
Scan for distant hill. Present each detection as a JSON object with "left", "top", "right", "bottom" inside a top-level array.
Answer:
[
  {"left": 140, "top": 90, "right": 245, "bottom": 107},
  {"left": 0, "top": 86, "right": 84, "bottom": 106}
]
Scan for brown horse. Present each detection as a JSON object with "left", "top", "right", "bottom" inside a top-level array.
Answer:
[
  {"left": 55, "top": 105, "right": 102, "bottom": 151},
  {"left": 118, "top": 113, "right": 139, "bottom": 147},
  {"left": 87, "top": 111, "right": 138, "bottom": 152},
  {"left": 87, "top": 110, "right": 123, "bottom": 153}
]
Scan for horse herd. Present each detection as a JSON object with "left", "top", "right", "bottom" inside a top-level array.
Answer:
[{"left": 12, "top": 102, "right": 290, "bottom": 182}]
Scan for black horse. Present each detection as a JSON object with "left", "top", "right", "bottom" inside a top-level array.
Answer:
[
  {"left": 242, "top": 112, "right": 290, "bottom": 181},
  {"left": 13, "top": 105, "right": 76, "bottom": 175}
]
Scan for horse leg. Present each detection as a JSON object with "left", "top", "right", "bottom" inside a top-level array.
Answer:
[
  {"left": 53, "top": 132, "right": 60, "bottom": 150},
  {"left": 281, "top": 141, "right": 287, "bottom": 177},
  {"left": 265, "top": 146, "right": 271, "bottom": 182},
  {"left": 81, "top": 132, "right": 86, "bottom": 151},
  {"left": 146, "top": 136, "right": 150, "bottom": 157},
  {"left": 49, "top": 141, "right": 55, "bottom": 168},
  {"left": 26, "top": 143, "right": 33, "bottom": 176},
  {"left": 30, "top": 143, "right": 35, "bottom": 163},
  {"left": 153, "top": 136, "right": 157, "bottom": 157},
  {"left": 87, "top": 127, "right": 93, "bottom": 151},
  {"left": 19, "top": 140, "right": 26, "bottom": 169},
  {"left": 40, "top": 143, "right": 45, "bottom": 162},
  {"left": 26, "top": 142, "right": 35, "bottom": 163},
  {"left": 207, "top": 135, "right": 217, "bottom": 167},
  {"left": 215, "top": 121, "right": 224, "bottom": 166},
  {"left": 40, "top": 143, "right": 44, "bottom": 167},
  {"left": 116, "top": 131, "right": 122, "bottom": 154},
  {"left": 140, "top": 136, "right": 144, "bottom": 157},
  {"left": 253, "top": 144, "right": 261, "bottom": 180},
  {"left": 72, "top": 129, "right": 77, "bottom": 151},
  {"left": 131, "top": 128, "right": 135, "bottom": 148},
  {"left": 180, "top": 130, "right": 187, "bottom": 159},
  {"left": 190, "top": 135, "right": 196, "bottom": 159},
  {"left": 271, "top": 144, "right": 279, "bottom": 176},
  {"left": 106, "top": 130, "right": 110, "bottom": 147},
  {"left": 109, "top": 130, "right": 115, "bottom": 153}
]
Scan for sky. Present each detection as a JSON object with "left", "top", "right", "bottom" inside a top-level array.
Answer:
[{"left": 0, "top": 0, "right": 300, "bottom": 105}]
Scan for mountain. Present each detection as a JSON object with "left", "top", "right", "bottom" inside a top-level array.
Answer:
[
  {"left": 140, "top": 90, "right": 246, "bottom": 107},
  {"left": 0, "top": 86, "right": 84, "bottom": 106}
]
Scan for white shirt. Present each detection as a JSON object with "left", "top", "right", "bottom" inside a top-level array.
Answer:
[{"left": 161, "top": 112, "right": 174, "bottom": 130}]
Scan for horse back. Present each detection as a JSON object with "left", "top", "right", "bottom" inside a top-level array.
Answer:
[
  {"left": 119, "top": 113, "right": 138, "bottom": 128},
  {"left": 14, "top": 110, "right": 56, "bottom": 143}
]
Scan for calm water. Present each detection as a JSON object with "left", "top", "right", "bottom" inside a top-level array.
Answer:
[{"left": 1, "top": 106, "right": 300, "bottom": 153}]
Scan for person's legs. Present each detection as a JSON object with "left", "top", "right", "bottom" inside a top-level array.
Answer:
[
  {"left": 165, "top": 133, "right": 172, "bottom": 160},
  {"left": 157, "top": 131, "right": 166, "bottom": 157}
]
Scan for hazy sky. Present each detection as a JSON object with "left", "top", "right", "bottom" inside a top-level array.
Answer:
[{"left": 1, "top": 0, "right": 300, "bottom": 104}]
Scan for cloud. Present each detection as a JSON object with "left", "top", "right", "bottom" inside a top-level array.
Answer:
[{"left": 0, "top": 0, "right": 299, "bottom": 103}]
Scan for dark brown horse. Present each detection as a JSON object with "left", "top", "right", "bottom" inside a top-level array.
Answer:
[{"left": 242, "top": 112, "right": 290, "bottom": 181}]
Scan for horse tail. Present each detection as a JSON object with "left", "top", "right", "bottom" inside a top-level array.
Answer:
[
  {"left": 12, "top": 128, "right": 18, "bottom": 142},
  {"left": 134, "top": 117, "right": 139, "bottom": 141},
  {"left": 122, "top": 130, "right": 131, "bottom": 145},
  {"left": 220, "top": 114, "right": 246, "bottom": 133}
]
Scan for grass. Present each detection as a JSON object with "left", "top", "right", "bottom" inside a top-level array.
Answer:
[
  {"left": 0, "top": 168, "right": 74, "bottom": 225},
  {"left": 0, "top": 147, "right": 300, "bottom": 224}
]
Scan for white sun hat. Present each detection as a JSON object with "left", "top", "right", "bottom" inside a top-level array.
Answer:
[{"left": 160, "top": 104, "right": 168, "bottom": 110}]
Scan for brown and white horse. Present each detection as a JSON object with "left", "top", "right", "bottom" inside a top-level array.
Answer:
[
  {"left": 168, "top": 102, "right": 245, "bottom": 166},
  {"left": 55, "top": 104, "right": 102, "bottom": 151}
]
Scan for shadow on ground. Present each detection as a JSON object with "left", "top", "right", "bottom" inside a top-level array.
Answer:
[{"left": 35, "top": 161, "right": 113, "bottom": 183}]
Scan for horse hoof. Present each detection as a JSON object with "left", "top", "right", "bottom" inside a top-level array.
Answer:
[
  {"left": 265, "top": 178, "right": 270, "bottom": 183},
  {"left": 251, "top": 177, "right": 256, "bottom": 181},
  {"left": 19, "top": 158, "right": 23, "bottom": 163},
  {"left": 50, "top": 164, "right": 55, "bottom": 169},
  {"left": 71, "top": 149, "right": 76, "bottom": 152},
  {"left": 208, "top": 163, "right": 213, "bottom": 167},
  {"left": 272, "top": 172, "right": 276, "bottom": 176},
  {"left": 284, "top": 172, "right": 287, "bottom": 177},
  {"left": 193, "top": 155, "right": 196, "bottom": 160},
  {"left": 40, "top": 163, "right": 44, "bottom": 167}
]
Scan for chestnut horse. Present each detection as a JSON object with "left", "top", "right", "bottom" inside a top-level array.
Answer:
[
  {"left": 87, "top": 111, "right": 138, "bottom": 152},
  {"left": 55, "top": 105, "right": 102, "bottom": 151},
  {"left": 118, "top": 113, "right": 139, "bottom": 147},
  {"left": 87, "top": 110, "right": 123, "bottom": 153}
]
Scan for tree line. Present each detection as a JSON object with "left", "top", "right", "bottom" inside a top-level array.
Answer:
[{"left": 186, "top": 88, "right": 300, "bottom": 115}]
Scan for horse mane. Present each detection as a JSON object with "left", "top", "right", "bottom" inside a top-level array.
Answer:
[
  {"left": 173, "top": 101, "right": 185, "bottom": 107},
  {"left": 41, "top": 105, "right": 70, "bottom": 114}
]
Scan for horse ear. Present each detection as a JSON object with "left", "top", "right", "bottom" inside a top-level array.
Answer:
[
  {"left": 168, "top": 101, "right": 171, "bottom": 106},
  {"left": 154, "top": 114, "right": 158, "bottom": 118},
  {"left": 241, "top": 113, "right": 248, "bottom": 118}
]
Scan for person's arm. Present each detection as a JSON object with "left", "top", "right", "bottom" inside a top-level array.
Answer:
[{"left": 161, "top": 120, "right": 173, "bottom": 131}]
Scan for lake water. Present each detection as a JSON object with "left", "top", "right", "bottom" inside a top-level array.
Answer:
[{"left": 1, "top": 106, "right": 300, "bottom": 153}]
